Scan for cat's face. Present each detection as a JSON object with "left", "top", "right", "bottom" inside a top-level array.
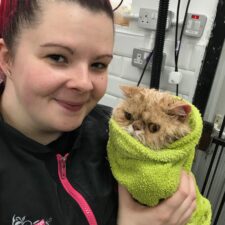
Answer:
[{"left": 112, "top": 86, "right": 192, "bottom": 150}]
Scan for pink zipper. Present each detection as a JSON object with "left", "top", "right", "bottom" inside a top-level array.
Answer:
[{"left": 56, "top": 154, "right": 98, "bottom": 225}]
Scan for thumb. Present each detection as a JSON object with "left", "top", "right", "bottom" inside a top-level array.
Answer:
[
  {"left": 118, "top": 184, "right": 146, "bottom": 210},
  {"left": 118, "top": 184, "right": 133, "bottom": 205}
]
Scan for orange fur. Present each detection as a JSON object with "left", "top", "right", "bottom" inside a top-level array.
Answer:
[{"left": 112, "top": 86, "right": 191, "bottom": 150}]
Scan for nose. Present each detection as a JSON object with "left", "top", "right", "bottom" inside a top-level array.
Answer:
[
  {"left": 132, "top": 121, "right": 144, "bottom": 131},
  {"left": 66, "top": 64, "right": 94, "bottom": 92}
]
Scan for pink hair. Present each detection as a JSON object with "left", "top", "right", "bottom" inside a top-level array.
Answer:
[
  {"left": 0, "top": 0, "right": 18, "bottom": 37},
  {"left": 0, "top": 0, "right": 19, "bottom": 81}
]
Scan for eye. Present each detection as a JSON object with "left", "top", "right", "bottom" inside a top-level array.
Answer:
[
  {"left": 124, "top": 111, "right": 133, "bottom": 120},
  {"left": 91, "top": 62, "right": 108, "bottom": 71},
  {"left": 47, "top": 54, "right": 68, "bottom": 64},
  {"left": 148, "top": 123, "right": 160, "bottom": 133}
]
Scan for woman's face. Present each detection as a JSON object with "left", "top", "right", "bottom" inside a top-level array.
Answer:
[{"left": 1, "top": 1, "right": 114, "bottom": 143}]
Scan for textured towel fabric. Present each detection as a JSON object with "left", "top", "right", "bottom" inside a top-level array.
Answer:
[{"left": 107, "top": 103, "right": 211, "bottom": 225}]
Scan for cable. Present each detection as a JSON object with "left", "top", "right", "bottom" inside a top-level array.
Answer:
[
  {"left": 113, "top": 0, "right": 124, "bottom": 12},
  {"left": 175, "top": 0, "right": 192, "bottom": 67},
  {"left": 176, "top": 84, "right": 179, "bottom": 96},
  {"left": 174, "top": 0, "right": 191, "bottom": 96},
  {"left": 137, "top": 51, "right": 154, "bottom": 87},
  {"left": 175, "top": 0, "right": 181, "bottom": 72}
]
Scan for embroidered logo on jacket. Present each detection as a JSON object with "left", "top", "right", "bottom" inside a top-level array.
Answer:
[{"left": 12, "top": 215, "right": 52, "bottom": 225}]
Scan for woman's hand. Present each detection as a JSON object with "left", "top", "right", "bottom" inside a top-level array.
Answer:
[{"left": 117, "top": 171, "right": 196, "bottom": 225}]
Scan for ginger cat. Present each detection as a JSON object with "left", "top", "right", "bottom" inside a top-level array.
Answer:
[{"left": 112, "top": 86, "right": 192, "bottom": 150}]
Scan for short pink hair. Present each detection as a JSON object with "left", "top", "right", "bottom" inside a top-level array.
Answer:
[{"left": 0, "top": 0, "right": 21, "bottom": 38}]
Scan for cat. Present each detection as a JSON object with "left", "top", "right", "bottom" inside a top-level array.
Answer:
[{"left": 112, "top": 86, "right": 192, "bottom": 150}]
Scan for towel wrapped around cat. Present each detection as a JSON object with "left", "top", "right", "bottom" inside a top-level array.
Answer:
[{"left": 107, "top": 86, "right": 211, "bottom": 225}]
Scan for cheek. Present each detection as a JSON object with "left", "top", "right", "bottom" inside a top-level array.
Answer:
[
  {"left": 20, "top": 67, "right": 60, "bottom": 97},
  {"left": 92, "top": 74, "right": 108, "bottom": 99},
  {"left": 13, "top": 68, "right": 55, "bottom": 107}
]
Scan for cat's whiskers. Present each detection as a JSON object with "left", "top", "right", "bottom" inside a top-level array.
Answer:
[
  {"left": 124, "top": 125, "right": 146, "bottom": 145},
  {"left": 126, "top": 124, "right": 134, "bottom": 134},
  {"left": 134, "top": 130, "right": 146, "bottom": 145}
]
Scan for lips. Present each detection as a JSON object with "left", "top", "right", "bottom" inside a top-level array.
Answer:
[{"left": 56, "top": 99, "right": 85, "bottom": 112}]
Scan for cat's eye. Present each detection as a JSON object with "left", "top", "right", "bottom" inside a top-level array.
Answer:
[
  {"left": 124, "top": 111, "right": 133, "bottom": 120},
  {"left": 148, "top": 123, "right": 160, "bottom": 133}
]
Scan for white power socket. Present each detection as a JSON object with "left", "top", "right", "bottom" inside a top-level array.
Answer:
[
  {"left": 168, "top": 71, "right": 182, "bottom": 84},
  {"left": 138, "top": 8, "right": 173, "bottom": 30},
  {"left": 132, "top": 48, "right": 166, "bottom": 70},
  {"left": 214, "top": 114, "right": 223, "bottom": 129}
]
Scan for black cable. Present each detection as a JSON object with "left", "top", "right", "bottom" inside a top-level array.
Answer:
[
  {"left": 113, "top": 0, "right": 124, "bottom": 12},
  {"left": 175, "top": 0, "right": 191, "bottom": 64},
  {"left": 175, "top": 0, "right": 181, "bottom": 72},
  {"left": 176, "top": 84, "right": 179, "bottom": 96},
  {"left": 174, "top": 0, "right": 191, "bottom": 96},
  {"left": 137, "top": 51, "right": 154, "bottom": 87},
  {"left": 174, "top": 0, "right": 181, "bottom": 96}
]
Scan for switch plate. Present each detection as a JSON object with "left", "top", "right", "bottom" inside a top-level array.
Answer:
[
  {"left": 132, "top": 48, "right": 166, "bottom": 70},
  {"left": 138, "top": 8, "right": 173, "bottom": 30},
  {"left": 184, "top": 13, "right": 207, "bottom": 38}
]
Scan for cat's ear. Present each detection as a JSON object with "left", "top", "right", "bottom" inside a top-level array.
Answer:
[
  {"left": 168, "top": 103, "right": 192, "bottom": 120},
  {"left": 120, "top": 86, "right": 139, "bottom": 98}
]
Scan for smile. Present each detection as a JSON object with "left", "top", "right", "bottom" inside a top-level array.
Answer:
[{"left": 56, "top": 99, "right": 85, "bottom": 112}]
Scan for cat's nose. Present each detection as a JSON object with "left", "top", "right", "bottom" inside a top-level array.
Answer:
[{"left": 132, "top": 121, "right": 143, "bottom": 131}]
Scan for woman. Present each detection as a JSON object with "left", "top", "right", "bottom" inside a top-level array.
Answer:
[{"left": 0, "top": 0, "right": 196, "bottom": 224}]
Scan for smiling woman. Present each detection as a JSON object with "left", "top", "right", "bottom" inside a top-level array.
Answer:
[
  {"left": 0, "top": 0, "right": 114, "bottom": 144},
  {"left": 0, "top": 1, "right": 198, "bottom": 225}
]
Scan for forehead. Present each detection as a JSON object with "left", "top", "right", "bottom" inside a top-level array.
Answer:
[
  {"left": 17, "top": 0, "right": 114, "bottom": 52},
  {"left": 39, "top": 0, "right": 113, "bottom": 32}
]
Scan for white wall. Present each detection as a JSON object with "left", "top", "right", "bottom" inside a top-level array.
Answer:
[{"left": 100, "top": 0, "right": 219, "bottom": 108}]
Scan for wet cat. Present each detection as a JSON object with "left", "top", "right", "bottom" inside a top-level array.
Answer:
[{"left": 112, "top": 86, "right": 192, "bottom": 150}]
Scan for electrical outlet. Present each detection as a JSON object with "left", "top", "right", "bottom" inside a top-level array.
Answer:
[
  {"left": 138, "top": 8, "right": 173, "bottom": 30},
  {"left": 184, "top": 13, "right": 207, "bottom": 38},
  {"left": 132, "top": 48, "right": 166, "bottom": 70},
  {"left": 214, "top": 114, "right": 223, "bottom": 129}
]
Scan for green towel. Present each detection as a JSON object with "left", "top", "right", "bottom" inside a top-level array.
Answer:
[{"left": 107, "top": 102, "right": 211, "bottom": 225}]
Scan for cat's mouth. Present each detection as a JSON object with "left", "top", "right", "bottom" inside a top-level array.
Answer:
[{"left": 125, "top": 125, "right": 146, "bottom": 146}]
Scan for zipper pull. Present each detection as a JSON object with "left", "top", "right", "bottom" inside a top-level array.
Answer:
[
  {"left": 57, "top": 154, "right": 69, "bottom": 179},
  {"left": 60, "top": 156, "right": 67, "bottom": 179}
]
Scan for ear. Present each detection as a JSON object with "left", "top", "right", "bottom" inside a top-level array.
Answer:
[
  {"left": 0, "top": 39, "right": 12, "bottom": 80},
  {"left": 168, "top": 103, "right": 192, "bottom": 120},
  {"left": 120, "top": 85, "right": 140, "bottom": 98}
]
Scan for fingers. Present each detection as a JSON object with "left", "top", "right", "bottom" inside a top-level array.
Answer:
[
  {"left": 162, "top": 171, "right": 191, "bottom": 208},
  {"left": 154, "top": 171, "right": 196, "bottom": 225},
  {"left": 118, "top": 171, "right": 197, "bottom": 225},
  {"left": 177, "top": 173, "right": 197, "bottom": 224},
  {"left": 179, "top": 200, "right": 197, "bottom": 225}
]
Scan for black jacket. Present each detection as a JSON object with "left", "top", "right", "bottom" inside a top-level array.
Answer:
[{"left": 0, "top": 104, "right": 118, "bottom": 225}]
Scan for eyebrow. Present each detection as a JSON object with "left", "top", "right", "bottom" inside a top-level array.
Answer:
[
  {"left": 40, "top": 43, "right": 74, "bottom": 54},
  {"left": 95, "top": 54, "right": 113, "bottom": 60}
]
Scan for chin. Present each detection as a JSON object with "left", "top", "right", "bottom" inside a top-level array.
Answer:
[
  {"left": 51, "top": 104, "right": 94, "bottom": 132},
  {"left": 59, "top": 118, "right": 84, "bottom": 132}
]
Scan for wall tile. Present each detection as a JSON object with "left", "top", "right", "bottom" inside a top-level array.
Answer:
[
  {"left": 108, "top": 54, "right": 123, "bottom": 76},
  {"left": 114, "top": 30, "right": 145, "bottom": 57}
]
